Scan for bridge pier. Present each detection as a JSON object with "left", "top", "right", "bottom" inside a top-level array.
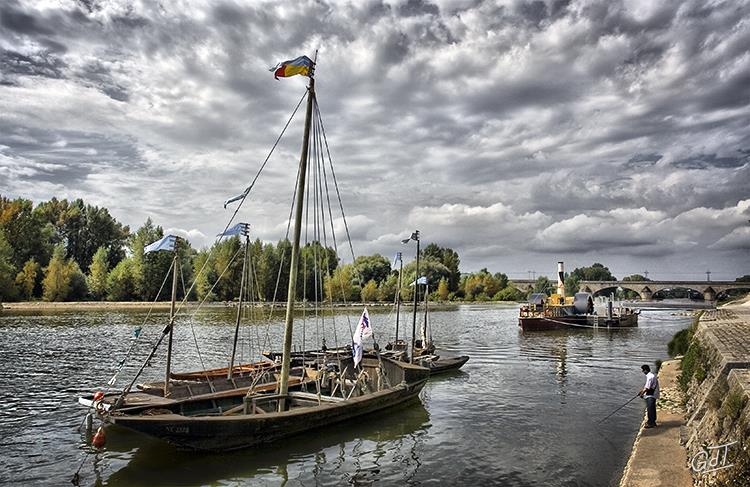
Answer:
[
  {"left": 703, "top": 288, "right": 716, "bottom": 302},
  {"left": 640, "top": 288, "right": 653, "bottom": 301}
]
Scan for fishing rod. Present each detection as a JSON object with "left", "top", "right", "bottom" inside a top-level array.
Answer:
[{"left": 597, "top": 394, "right": 640, "bottom": 424}]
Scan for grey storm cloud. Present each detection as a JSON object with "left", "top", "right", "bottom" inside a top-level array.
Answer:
[{"left": 1, "top": 0, "right": 749, "bottom": 280}]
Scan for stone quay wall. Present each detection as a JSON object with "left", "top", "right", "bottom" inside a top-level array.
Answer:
[{"left": 683, "top": 307, "right": 750, "bottom": 485}]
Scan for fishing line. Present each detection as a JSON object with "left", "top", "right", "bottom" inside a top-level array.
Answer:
[{"left": 597, "top": 394, "right": 640, "bottom": 423}]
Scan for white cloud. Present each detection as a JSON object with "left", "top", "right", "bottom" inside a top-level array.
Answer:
[{"left": 1, "top": 0, "right": 749, "bottom": 279}]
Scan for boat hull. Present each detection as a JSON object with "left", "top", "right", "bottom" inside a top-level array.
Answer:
[
  {"left": 107, "top": 358, "right": 429, "bottom": 451},
  {"left": 518, "top": 313, "right": 638, "bottom": 331},
  {"left": 421, "top": 355, "right": 469, "bottom": 375}
]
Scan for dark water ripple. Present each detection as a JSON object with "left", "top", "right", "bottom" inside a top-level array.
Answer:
[{"left": 0, "top": 305, "right": 692, "bottom": 486}]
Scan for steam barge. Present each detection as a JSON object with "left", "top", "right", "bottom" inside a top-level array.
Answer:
[{"left": 518, "top": 262, "right": 639, "bottom": 331}]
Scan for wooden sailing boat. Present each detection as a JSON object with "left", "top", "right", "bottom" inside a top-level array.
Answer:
[
  {"left": 411, "top": 280, "right": 469, "bottom": 375},
  {"left": 385, "top": 232, "right": 435, "bottom": 358},
  {"left": 82, "top": 54, "right": 429, "bottom": 451},
  {"left": 383, "top": 235, "right": 468, "bottom": 375}
]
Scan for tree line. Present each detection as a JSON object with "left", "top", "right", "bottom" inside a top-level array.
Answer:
[
  {"left": 5, "top": 196, "right": 745, "bottom": 305},
  {"left": 0, "top": 196, "right": 525, "bottom": 304}
]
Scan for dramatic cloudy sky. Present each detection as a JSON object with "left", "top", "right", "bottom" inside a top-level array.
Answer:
[{"left": 1, "top": 0, "right": 749, "bottom": 280}]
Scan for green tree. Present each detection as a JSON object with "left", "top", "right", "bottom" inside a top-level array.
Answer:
[
  {"left": 436, "top": 277, "right": 449, "bottom": 301},
  {"left": 494, "top": 285, "right": 524, "bottom": 301},
  {"left": 192, "top": 249, "right": 215, "bottom": 302},
  {"left": 564, "top": 274, "right": 580, "bottom": 297},
  {"left": 570, "top": 263, "right": 616, "bottom": 281},
  {"left": 15, "top": 258, "right": 40, "bottom": 300},
  {"left": 298, "top": 241, "right": 338, "bottom": 302},
  {"left": 622, "top": 274, "right": 649, "bottom": 281},
  {"left": 87, "top": 247, "right": 110, "bottom": 300},
  {"left": 493, "top": 272, "right": 509, "bottom": 290},
  {"left": 402, "top": 258, "right": 451, "bottom": 292},
  {"left": 34, "top": 198, "right": 129, "bottom": 272},
  {"left": 378, "top": 273, "right": 399, "bottom": 302},
  {"left": 422, "top": 243, "right": 461, "bottom": 291},
  {"left": 68, "top": 261, "right": 88, "bottom": 300},
  {"left": 107, "top": 258, "right": 138, "bottom": 301},
  {"left": 0, "top": 230, "right": 19, "bottom": 303},
  {"left": 360, "top": 279, "right": 379, "bottom": 302},
  {"left": 353, "top": 254, "right": 391, "bottom": 285},
  {"left": 210, "top": 236, "right": 244, "bottom": 301},
  {"left": 533, "top": 276, "right": 552, "bottom": 295},
  {"left": 256, "top": 242, "right": 281, "bottom": 301},
  {"left": 128, "top": 218, "right": 164, "bottom": 299},
  {"left": 42, "top": 245, "right": 73, "bottom": 301}
]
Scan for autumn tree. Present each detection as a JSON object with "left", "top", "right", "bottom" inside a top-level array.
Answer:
[
  {"left": 360, "top": 279, "right": 379, "bottom": 302},
  {"left": 15, "top": 258, "right": 40, "bottom": 300},
  {"left": 0, "top": 197, "right": 49, "bottom": 270},
  {"left": 436, "top": 278, "right": 449, "bottom": 301},
  {"left": 87, "top": 247, "right": 110, "bottom": 300},
  {"left": 42, "top": 245, "right": 78, "bottom": 301},
  {"left": 325, "top": 264, "right": 360, "bottom": 302}
]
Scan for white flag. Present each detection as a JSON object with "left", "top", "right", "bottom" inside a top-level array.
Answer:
[{"left": 352, "top": 308, "right": 373, "bottom": 367}]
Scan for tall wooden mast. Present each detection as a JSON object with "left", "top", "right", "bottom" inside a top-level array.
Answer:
[
  {"left": 164, "top": 251, "right": 179, "bottom": 397},
  {"left": 410, "top": 232, "right": 420, "bottom": 363},
  {"left": 394, "top": 252, "right": 403, "bottom": 344},
  {"left": 278, "top": 53, "right": 316, "bottom": 410}
]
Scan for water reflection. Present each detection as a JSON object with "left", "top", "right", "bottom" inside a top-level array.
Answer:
[{"left": 102, "top": 400, "right": 429, "bottom": 486}]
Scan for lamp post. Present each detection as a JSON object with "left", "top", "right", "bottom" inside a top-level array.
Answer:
[{"left": 402, "top": 230, "right": 420, "bottom": 363}]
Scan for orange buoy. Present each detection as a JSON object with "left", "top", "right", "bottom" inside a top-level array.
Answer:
[
  {"left": 92, "top": 427, "right": 106, "bottom": 448},
  {"left": 93, "top": 391, "right": 104, "bottom": 402}
]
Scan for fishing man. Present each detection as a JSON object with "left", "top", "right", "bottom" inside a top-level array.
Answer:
[{"left": 638, "top": 364, "right": 660, "bottom": 428}]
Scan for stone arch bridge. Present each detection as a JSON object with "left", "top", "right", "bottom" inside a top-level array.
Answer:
[{"left": 508, "top": 279, "right": 750, "bottom": 302}]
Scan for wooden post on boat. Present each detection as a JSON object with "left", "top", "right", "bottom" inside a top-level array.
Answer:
[
  {"left": 421, "top": 283, "right": 429, "bottom": 348},
  {"left": 164, "top": 252, "right": 179, "bottom": 397},
  {"left": 279, "top": 56, "right": 316, "bottom": 411},
  {"left": 228, "top": 232, "right": 250, "bottom": 380},
  {"left": 411, "top": 231, "right": 420, "bottom": 363},
  {"left": 395, "top": 252, "right": 403, "bottom": 344}
]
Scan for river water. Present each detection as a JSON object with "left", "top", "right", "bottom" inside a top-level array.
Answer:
[{"left": 0, "top": 304, "right": 692, "bottom": 486}]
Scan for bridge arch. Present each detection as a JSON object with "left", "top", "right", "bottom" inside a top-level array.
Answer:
[{"left": 578, "top": 280, "right": 748, "bottom": 302}]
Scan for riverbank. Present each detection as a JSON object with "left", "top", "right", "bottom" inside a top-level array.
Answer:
[
  {"left": 620, "top": 297, "right": 750, "bottom": 486},
  {"left": 0, "top": 300, "right": 470, "bottom": 311},
  {"left": 619, "top": 359, "right": 692, "bottom": 487}
]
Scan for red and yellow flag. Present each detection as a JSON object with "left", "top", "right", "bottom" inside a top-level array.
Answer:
[{"left": 271, "top": 55, "right": 314, "bottom": 80}]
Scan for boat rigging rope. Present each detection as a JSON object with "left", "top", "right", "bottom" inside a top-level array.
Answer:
[
  {"left": 312, "top": 99, "right": 388, "bottom": 383},
  {"left": 103, "top": 258, "right": 174, "bottom": 389},
  {"left": 184, "top": 245, "right": 246, "bottom": 390},
  {"left": 259, "top": 157, "right": 301, "bottom": 353},
  {"left": 168, "top": 89, "right": 307, "bottom": 323},
  {"left": 539, "top": 316, "right": 606, "bottom": 329}
]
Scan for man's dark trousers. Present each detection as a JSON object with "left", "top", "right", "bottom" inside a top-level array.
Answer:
[{"left": 645, "top": 397, "right": 656, "bottom": 426}]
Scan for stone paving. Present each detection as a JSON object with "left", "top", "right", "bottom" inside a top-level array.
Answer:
[{"left": 698, "top": 307, "right": 750, "bottom": 390}]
